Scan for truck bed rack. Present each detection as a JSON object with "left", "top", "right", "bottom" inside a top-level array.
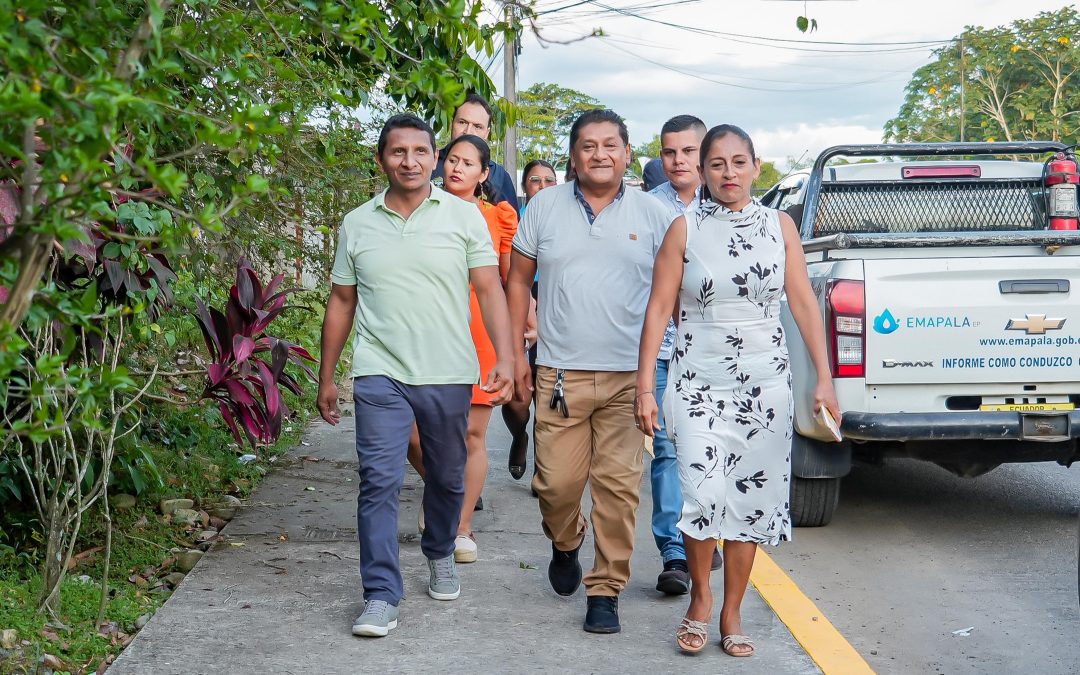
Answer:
[
  {"left": 803, "top": 230, "right": 1080, "bottom": 253},
  {"left": 801, "top": 142, "right": 1070, "bottom": 239}
]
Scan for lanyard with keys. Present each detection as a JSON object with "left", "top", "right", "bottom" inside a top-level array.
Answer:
[{"left": 548, "top": 369, "right": 569, "bottom": 418}]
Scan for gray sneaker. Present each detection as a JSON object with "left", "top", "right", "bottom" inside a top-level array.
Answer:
[
  {"left": 352, "top": 599, "right": 399, "bottom": 637},
  {"left": 427, "top": 554, "right": 460, "bottom": 600}
]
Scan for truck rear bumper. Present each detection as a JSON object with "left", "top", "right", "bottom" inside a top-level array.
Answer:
[{"left": 841, "top": 410, "right": 1080, "bottom": 443}]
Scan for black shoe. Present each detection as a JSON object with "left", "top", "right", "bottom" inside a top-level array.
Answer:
[
  {"left": 655, "top": 559, "right": 690, "bottom": 595},
  {"left": 583, "top": 596, "right": 621, "bottom": 634},
  {"left": 474, "top": 495, "right": 484, "bottom": 511},
  {"left": 547, "top": 542, "right": 583, "bottom": 596},
  {"left": 711, "top": 547, "right": 723, "bottom": 571},
  {"left": 502, "top": 405, "right": 530, "bottom": 480}
]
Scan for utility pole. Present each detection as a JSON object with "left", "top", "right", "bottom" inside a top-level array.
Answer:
[
  {"left": 959, "top": 35, "right": 965, "bottom": 142},
  {"left": 503, "top": 2, "right": 518, "bottom": 181}
]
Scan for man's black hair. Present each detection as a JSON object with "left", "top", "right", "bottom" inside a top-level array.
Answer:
[
  {"left": 568, "top": 109, "right": 629, "bottom": 151},
  {"left": 661, "top": 114, "right": 707, "bottom": 137},
  {"left": 377, "top": 114, "right": 436, "bottom": 158},
  {"left": 456, "top": 93, "right": 493, "bottom": 127}
]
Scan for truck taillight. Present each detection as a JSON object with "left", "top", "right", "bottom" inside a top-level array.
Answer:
[{"left": 827, "top": 279, "right": 865, "bottom": 378}]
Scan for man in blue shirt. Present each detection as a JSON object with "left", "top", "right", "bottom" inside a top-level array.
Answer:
[{"left": 433, "top": 93, "right": 519, "bottom": 211}]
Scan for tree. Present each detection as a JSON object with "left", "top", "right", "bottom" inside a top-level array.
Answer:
[
  {"left": 633, "top": 134, "right": 662, "bottom": 162},
  {"left": 516, "top": 82, "right": 605, "bottom": 164},
  {"left": 631, "top": 133, "right": 660, "bottom": 178},
  {"left": 885, "top": 7, "right": 1079, "bottom": 145},
  {"left": 754, "top": 161, "right": 783, "bottom": 190},
  {"left": 0, "top": 0, "right": 511, "bottom": 616}
]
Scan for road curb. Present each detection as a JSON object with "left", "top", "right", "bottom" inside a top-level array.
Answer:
[{"left": 750, "top": 548, "right": 875, "bottom": 674}]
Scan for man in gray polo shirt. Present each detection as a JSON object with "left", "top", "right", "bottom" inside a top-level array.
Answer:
[{"left": 507, "top": 109, "right": 671, "bottom": 634}]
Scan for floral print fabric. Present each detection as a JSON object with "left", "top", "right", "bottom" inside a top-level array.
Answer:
[{"left": 664, "top": 199, "right": 794, "bottom": 545}]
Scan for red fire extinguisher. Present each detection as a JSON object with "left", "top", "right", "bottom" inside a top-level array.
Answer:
[{"left": 1046, "top": 152, "right": 1079, "bottom": 230}]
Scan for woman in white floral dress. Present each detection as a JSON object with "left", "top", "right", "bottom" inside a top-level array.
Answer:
[{"left": 635, "top": 125, "right": 839, "bottom": 656}]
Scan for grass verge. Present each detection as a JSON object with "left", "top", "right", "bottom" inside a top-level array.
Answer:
[{"left": 0, "top": 395, "right": 314, "bottom": 675}]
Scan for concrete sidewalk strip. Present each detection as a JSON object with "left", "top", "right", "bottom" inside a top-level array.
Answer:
[{"left": 110, "top": 416, "right": 823, "bottom": 674}]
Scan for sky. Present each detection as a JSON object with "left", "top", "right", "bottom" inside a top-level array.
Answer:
[{"left": 492, "top": 0, "right": 1074, "bottom": 168}]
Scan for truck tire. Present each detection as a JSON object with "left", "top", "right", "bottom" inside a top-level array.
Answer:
[{"left": 790, "top": 476, "right": 840, "bottom": 527}]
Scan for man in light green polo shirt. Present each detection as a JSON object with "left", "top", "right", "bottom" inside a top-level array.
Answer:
[{"left": 317, "top": 113, "right": 514, "bottom": 638}]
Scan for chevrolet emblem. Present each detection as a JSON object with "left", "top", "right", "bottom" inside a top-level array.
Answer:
[{"left": 1005, "top": 314, "right": 1066, "bottom": 334}]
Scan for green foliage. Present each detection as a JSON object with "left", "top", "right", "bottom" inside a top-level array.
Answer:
[
  {"left": 796, "top": 15, "right": 818, "bottom": 34},
  {"left": 0, "top": 390, "right": 313, "bottom": 668},
  {"left": 516, "top": 82, "right": 605, "bottom": 165},
  {"left": 754, "top": 161, "right": 783, "bottom": 190},
  {"left": 633, "top": 134, "right": 662, "bottom": 163},
  {"left": 885, "top": 7, "right": 1080, "bottom": 144},
  {"left": 0, "top": 0, "right": 509, "bottom": 616},
  {"left": 0, "top": 0, "right": 511, "bottom": 320}
]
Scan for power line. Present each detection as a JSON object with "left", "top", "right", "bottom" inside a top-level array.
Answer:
[
  {"left": 599, "top": 38, "right": 915, "bottom": 93},
  {"left": 483, "top": 37, "right": 506, "bottom": 72},
  {"left": 595, "top": 33, "right": 930, "bottom": 84},
  {"left": 575, "top": 26, "right": 932, "bottom": 68},
  {"left": 540, "top": 0, "right": 952, "bottom": 52}
]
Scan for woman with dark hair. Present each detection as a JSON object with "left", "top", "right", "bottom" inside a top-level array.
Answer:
[
  {"left": 635, "top": 124, "right": 839, "bottom": 656},
  {"left": 409, "top": 134, "right": 518, "bottom": 563},
  {"left": 520, "top": 160, "right": 557, "bottom": 212},
  {"left": 502, "top": 160, "right": 555, "bottom": 480}
]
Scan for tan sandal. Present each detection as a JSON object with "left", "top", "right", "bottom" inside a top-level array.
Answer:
[
  {"left": 721, "top": 634, "right": 756, "bottom": 657},
  {"left": 676, "top": 618, "right": 708, "bottom": 654}
]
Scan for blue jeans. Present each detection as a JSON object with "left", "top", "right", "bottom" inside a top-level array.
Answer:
[{"left": 650, "top": 358, "right": 685, "bottom": 563}]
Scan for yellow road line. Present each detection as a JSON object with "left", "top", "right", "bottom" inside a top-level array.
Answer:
[{"left": 748, "top": 547, "right": 875, "bottom": 674}]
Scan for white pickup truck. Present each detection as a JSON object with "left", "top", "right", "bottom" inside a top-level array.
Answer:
[{"left": 767, "top": 142, "right": 1080, "bottom": 526}]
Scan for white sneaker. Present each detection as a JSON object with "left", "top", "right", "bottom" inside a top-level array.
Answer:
[{"left": 454, "top": 533, "right": 477, "bottom": 563}]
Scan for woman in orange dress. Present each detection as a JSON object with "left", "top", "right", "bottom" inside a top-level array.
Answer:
[{"left": 408, "top": 134, "right": 517, "bottom": 563}]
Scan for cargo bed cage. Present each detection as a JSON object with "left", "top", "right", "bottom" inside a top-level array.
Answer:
[
  {"left": 802, "top": 230, "right": 1080, "bottom": 253},
  {"left": 800, "top": 142, "right": 1072, "bottom": 240}
]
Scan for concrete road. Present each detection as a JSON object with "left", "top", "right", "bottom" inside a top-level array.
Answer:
[
  {"left": 770, "top": 458, "right": 1080, "bottom": 674},
  {"left": 110, "top": 416, "right": 820, "bottom": 675}
]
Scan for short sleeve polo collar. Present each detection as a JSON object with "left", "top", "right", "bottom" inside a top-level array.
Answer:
[{"left": 573, "top": 180, "right": 626, "bottom": 225}]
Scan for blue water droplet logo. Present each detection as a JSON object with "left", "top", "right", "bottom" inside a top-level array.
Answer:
[{"left": 873, "top": 309, "right": 900, "bottom": 335}]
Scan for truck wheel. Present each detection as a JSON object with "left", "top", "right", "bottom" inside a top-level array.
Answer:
[{"left": 790, "top": 476, "right": 841, "bottom": 527}]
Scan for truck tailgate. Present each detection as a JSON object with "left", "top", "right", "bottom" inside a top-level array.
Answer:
[{"left": 864, "top": 256, "right": 1080, "bottom": 385}]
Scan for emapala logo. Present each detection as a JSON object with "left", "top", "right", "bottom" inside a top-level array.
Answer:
[{"left": 873, "top": 309, "right": 900, "bottom": 335}]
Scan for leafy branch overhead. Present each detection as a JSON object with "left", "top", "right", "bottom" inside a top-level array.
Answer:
[{"left": 0, "top": 0, "right": 515, "bottom": 328}]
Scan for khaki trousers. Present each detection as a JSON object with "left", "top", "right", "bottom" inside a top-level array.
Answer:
[{"left": 532, "top": 366, "right": 645, "bottom": 597}]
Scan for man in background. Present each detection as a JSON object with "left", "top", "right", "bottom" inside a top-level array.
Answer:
[{"left": 433, "top": 93, "right": 519, "bottom": 211}]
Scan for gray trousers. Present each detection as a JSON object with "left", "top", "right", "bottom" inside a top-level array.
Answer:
[{"left": 353, "top": 376, "right": 471, "bottom": 604}]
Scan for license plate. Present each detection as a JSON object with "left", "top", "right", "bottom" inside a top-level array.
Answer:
[{"left": 979, "top": 403, "right": 1076, "bottom": 412}]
